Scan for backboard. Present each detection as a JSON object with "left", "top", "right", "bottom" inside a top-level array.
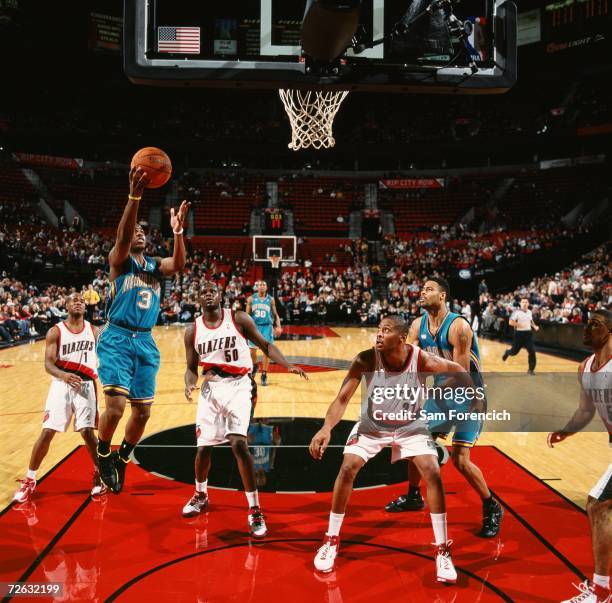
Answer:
[
  {"left": 252, "top": 236, "right": 297, "bottom": 263},
  {"left": 124, "top": 0, "right": 516, "bottom": 94}
]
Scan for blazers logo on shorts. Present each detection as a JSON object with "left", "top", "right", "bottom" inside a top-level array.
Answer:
[
  {"left": 43, "top": 411, "right": 50, "bottom": 424},
  {"left": 347, "top": 434, "right": 360, "bottom": 446},
  {"left": 195, "top": 426, "right": 201, "bottom": 439}
]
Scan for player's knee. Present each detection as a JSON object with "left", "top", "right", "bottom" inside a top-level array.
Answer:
[
  {"left": 229, "top": 437, "right": 249, "bottom": 457},
  {"left": 418, "top": 461, "right": 441, "bottom": 483},
  {"left": 132, "top": 405, "right": 151, "bottom": 423},
  {"left": 338, "top": 461, "right": 360, "bottom": 483},
  {"left": 196, "top": 446, "right": 212, "bottom": 459},
  {"left": 587, "top": 496, "right": 609, "bottom": 519}
]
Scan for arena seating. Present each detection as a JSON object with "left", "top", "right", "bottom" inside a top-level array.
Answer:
[{"left": 278, "top": 178, "right": 363, "bottom": 236}]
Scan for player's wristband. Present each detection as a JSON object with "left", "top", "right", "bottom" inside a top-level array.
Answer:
[
  {"left": 173, "top": 228, "right": 184, "bottom": 235},
  {"left": 128, "top": 194, "right": 142, "bottom": 201}
]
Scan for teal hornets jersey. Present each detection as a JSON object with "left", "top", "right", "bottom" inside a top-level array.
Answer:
[
  {"left": 251, "top": 294, "right": 273, "bottom": 326},
  {"left": 106, "top": 255, "right": 162, "bottom": 330},
  {"left": 418, "top": 311, "right": 483, "bottom": 385}
]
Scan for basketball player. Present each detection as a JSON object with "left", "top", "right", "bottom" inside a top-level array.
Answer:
[
  {"left": 13, "top": 293, "right": 105, "bottom": 503},
  {"left": 246, "top": 280, "right": 282, "bottom": 386},
  {"left": 248, "top": 419, "right": 280, "bottom": 488},
  {"left": 548, "top": 309, "right": 611, "bottom": 603},
  {"left": 309, "top": 315, "right": 472, "bottom": 582},
  {"left": 385, "top": 277, "right": 504, "bottom": 539},
  {"left": 96, "top": 166, "right": 190, "bottom": 494},
  {"left": 181, "top": 281, "right": 307, "bottom": 537}
]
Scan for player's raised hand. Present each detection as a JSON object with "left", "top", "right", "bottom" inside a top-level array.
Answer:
[
  {"left": 547, "top": 431, "right": 569, "bottom": 448},
  {"left": 288, "top": 365, "right": 309, "bottom": 380},
  {"left": 63, "top": 373, "right": 82, "bottom": 391},
  {"left": 129, "top": 166, "right": 149, "bottom": 197},
  {"left": 309, "top": 428, "right": 331, "bottom": 460},
  {"left": 170, "top": 200, "right": 191, "bottom": 233}
]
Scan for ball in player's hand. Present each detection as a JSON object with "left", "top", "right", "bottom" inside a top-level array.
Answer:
[{"left": 130, "top": 147, "right": 172, "bottom": 189}]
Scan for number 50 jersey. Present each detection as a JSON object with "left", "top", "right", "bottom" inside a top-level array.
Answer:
[
  {"left": 194, "top": 310, "right": 253, "bottom": 376},
  {"left": 106, "top": 255, "right": 162, "bottom": 330}
]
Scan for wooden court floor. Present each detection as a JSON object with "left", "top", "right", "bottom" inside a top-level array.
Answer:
[{"left": 1, "top": 326, "right": 608, "bottom": 510}]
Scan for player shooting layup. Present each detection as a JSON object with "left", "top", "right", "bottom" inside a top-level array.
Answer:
[
  {"left": 309, "top": 315, "right": 474, "bottom": 583},
  {"left": 385, "top": 277, "right": 504, "bottom": 538},
  {"left": 182, "top": 281, "right": 308, "bottom": 537},
  {"left": 13, "top": 293, "right": 105, "bottom": 503},
  {"left": 549, "top": 309, "right": 611, "bottom": 603},
  {"left": 96, "top": 166, "right": 190, "bottom": 494}
]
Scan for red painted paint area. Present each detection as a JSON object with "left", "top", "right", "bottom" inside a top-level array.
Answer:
[{"left": 0, "top": 447, "right": 592, "bottom": 602}]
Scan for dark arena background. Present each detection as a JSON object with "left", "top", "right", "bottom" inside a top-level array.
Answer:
[{"left": 0, "top": 1, "right": 611, "bottom": 602}]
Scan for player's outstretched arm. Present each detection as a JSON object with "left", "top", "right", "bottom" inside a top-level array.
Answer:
[
  {"left": 234, "top": 311, "right": 308, "bottom": 379},
  {"left": 548, "top": 360, "right": 595, "bottom": 447},
  {"left": 108, "top": 167, "right": 149, "bottom": 279},
  {"left": 159, "top": 200, "right": 191, "bottom": 276},
  {"left": 44, "top": 327, "right": 82, "bottom": 390},
  {"left": 309, "top": 352, "right": 369, "bottom": 460},
  {"left": 184, "top": 324, "right": 199, "bottom": 401}
]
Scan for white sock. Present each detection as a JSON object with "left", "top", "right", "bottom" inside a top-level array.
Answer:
[
  {"left": 327, "top": 512, "right": 345, "bottom": 537},
  {"left": 195, "top": 480, "right": 207, "bottom": 494},
  {"left": 246, "top": 491, "right": 259, "bottom": 508},
  {"left": 430, "top": 513, "right": 448, "bottom": 546},
  {"left": 593, "top": 574, "right": 610, "bottom": 589},
  {"left": 27, "top": 469, "right": 36, "bottom": 480}
]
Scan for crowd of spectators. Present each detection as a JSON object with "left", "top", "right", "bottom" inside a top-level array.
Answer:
[
  {"left": 478, "top": 244, "right": 610, "bottom": 338},
  {"left": 383, "top": 226, "right": 590, "bottom": 283}
]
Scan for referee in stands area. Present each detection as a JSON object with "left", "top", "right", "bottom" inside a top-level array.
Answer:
[{"left": 502, "top": 298, "right": 540, "bottom": 374}]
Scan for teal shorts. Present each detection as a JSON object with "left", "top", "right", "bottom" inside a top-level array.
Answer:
[
  {"left": 423, "top": 397, "right": 483, "bottom": 448},
  {"left": 97, "top": 323, "right": 160, "bottom": 403},
  {"left": 248, "top": 324, "right": 274, "bottom": 349}
]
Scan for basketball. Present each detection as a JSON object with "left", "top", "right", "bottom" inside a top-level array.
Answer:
[{"left": 130, "top": 147, "right": 172, "bottom": 189}]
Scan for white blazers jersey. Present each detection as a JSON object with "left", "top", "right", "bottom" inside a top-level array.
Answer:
[
  {"left": 582, "top": 354, "right": 612, "bottom": 445},
  {"left": 194, "top": 310, "right": 253, "bottom": 376},
  {"left": 55, "top": 321, "right": 97, "bottom": 381},
  {"left": 360, "top": 344, "right": 428, "bottom": 435}
]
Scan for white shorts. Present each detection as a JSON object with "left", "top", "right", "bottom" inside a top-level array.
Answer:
[
  {"left": 196, "top": 374, "right": 256, "bottom": 447},
  {"left": 343, "top": 422, "right": 437, "bottom": 463},
  {"left": 43, "top": 379, "right": 98, "bottom": 433},
  {"left": 589, "top": 464, "right": 612, "bottom": 501}
]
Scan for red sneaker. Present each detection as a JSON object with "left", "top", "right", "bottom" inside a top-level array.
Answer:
[{"left": 13, "top": 478, "right": 36, "bottom": 503}]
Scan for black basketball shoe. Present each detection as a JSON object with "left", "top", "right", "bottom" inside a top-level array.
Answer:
[
  {"left": 385, "top": 488, "right": 425, "bottom": 512},
  {"left": 112, "top": 451, "right": 130, "bottom": 494},
  {"left": 478, "top": 498, "right": 504, "bottom": 538},
  {"left": 97, "top": 450, "right": 118, "bottom": 493}
]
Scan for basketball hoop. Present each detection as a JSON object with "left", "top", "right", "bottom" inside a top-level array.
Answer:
[
  {"left": 278, "top": 89, "right": 349, "bottom": 151},
  {"left": 270, "top": 255, "right": 281, "bottom": 269}
]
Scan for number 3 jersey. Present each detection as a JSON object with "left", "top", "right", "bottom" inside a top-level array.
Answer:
[
  {"left": 194, "top": 310, "right": 253, "bottom": 376},
  {"left": 106, "top": 255, "right": 161, "bottom": 330}
]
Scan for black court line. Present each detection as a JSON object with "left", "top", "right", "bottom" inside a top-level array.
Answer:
[
  {"left": 490, "top": 489, "right": 587, "bottom": 582},
  {"left": 1, "top": 496, "right": 92, "bottom": 603},
  {"left": 105, "top": 538, "right": 513, "bottom": 602},
  {"left": 493, "top": 446, "right": 587, "bottom": 515},
  {"left": 0, "top": 446, "right": 81, "bottom": 519}
]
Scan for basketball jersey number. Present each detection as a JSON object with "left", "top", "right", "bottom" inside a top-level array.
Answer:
[
  {"left": 137, "top": 290, "right": 152, "bottom": 310},
  {"left": 224, "top": 349, "right": 239, "bottom": 363},
  {"left": 254, "top": 309, "right": 267, "bottom": 318}
]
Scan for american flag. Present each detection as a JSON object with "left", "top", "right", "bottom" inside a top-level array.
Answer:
[{"left": 157, "top": 26, "right": 200, "bottom": 54}]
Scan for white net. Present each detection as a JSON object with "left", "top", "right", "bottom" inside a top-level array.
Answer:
[{"left": 278, "top": 89, "right": 349, "bottom": 151}]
